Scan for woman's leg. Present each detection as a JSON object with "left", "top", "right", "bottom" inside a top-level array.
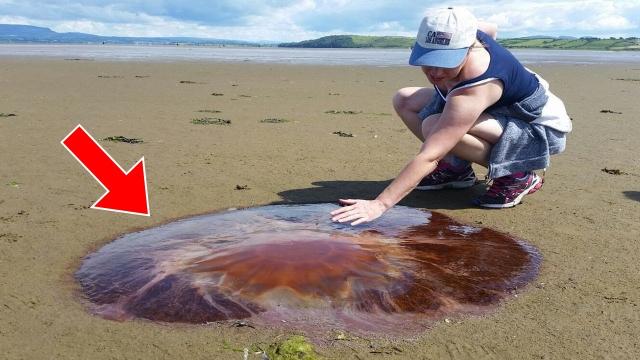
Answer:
[
  {"left": 421, "top": 112, "right": 504, "bottom": 167},
  {"left": 451, "top": 113, "right": 504, "bottom": 167},
  {"left": 392, "top": 87, "right": 435, "bottom": 142},
  {"left": 420, "top": 112, "right": 541, "bottom": 207}
]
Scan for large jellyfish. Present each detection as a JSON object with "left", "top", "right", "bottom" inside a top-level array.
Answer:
[{"left": 76, "top": 204, "right": 540, "bottom": 336}]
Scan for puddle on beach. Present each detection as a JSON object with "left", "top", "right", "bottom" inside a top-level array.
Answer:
[{"left": 76, "top": 204, "right": 541, "bottom": 337}]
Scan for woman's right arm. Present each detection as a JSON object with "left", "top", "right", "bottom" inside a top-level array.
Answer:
[{"left": 330, "top": 83, "right": 502, "bottom": 226}]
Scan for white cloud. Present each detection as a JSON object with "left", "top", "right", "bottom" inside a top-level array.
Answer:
[
  {"left": 0, "top": 15, "right": 33, "bottom": 25},
  {"left": 0, "top": 0, "right": 638, "bottom": 41},
  {"left": 55, "top": 20, "right": 107, "bottom": 34},
  {"left": 466, "top": 0, "right": 640, "bottom": 37},
  {"left": 588, "top": 15, "right": 634, "bottom": 30}
]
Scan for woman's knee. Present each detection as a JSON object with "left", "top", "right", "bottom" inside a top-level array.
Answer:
[
  {"left": 393, "top": 87, "right": 433, "bottom": 113},
  {"left": 393, "top": 88, "right": 416, "bottom": 113}
]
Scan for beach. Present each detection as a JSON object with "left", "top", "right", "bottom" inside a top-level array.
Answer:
[{"left": 1, "top": 57, "right": 639, "bottom": 359}]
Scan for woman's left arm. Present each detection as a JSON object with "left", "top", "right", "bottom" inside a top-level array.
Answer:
[{"left": 330, "top": 85, "right": 500, "bottom": 225}]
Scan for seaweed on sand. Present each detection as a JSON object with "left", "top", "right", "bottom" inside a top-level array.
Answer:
[
  {"left": 260, "top": 118, "right": 290, "bottom": 123},
  {"left": 191, "top": 117, "right": 231, "bottom": 125},
  {"left": 102, "top": 136, "right": 143, "bottom": 144}
]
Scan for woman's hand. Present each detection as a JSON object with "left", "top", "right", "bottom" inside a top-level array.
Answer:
[{"left": 330, "top": 199, "right": 387, "bottom": 226}]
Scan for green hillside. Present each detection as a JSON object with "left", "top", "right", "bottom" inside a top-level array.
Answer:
[
  {"left": 279, "top": 35, "right": 414, "bottom": 48},
  {"left": 279, "top": 35, "right": 640, "bottom": 51},
  {"left": 500, "top": 37, "right": 640, "bottom": 50}
]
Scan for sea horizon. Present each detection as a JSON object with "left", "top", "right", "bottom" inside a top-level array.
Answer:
[{"left": 1, "top": 43, "right": 639, "bottom": 66}]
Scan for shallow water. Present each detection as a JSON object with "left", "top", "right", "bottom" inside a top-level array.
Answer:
[
  {"left": 76, "top": 204, "right": 541, "bottom": 337},
  {"left": 1, "top": 44, "right": 638, "bottom": 65}
]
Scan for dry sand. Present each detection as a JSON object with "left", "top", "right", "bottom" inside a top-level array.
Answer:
[{"left": 0, "top": 58, "right": 639, "bottom": 359}]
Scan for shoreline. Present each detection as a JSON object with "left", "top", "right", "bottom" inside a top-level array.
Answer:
[{"left": 1, "top": 44, "right": 639, "bottom": 66}]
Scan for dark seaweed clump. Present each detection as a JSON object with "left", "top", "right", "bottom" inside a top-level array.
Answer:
[
  {"left": 601, "top": 168, "right": 627, "bottom": 175},
  {"left": 333, "top": 131, "right": 354, "bottom": 137},
  {"left": 191, "top": 117, "right": 231, "bottom": 125},
  {"left": 325, "top": 110, "right": 362, "bottom": 115},
  {"left": 102, "top": 136, "right": 143, "bottom": 144},
  {"left": 260, "top": 118, "right": 289, "bottom": 123}
]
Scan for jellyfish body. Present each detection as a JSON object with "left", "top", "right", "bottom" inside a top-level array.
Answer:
[{"left": 76, "top": 204, "right": 540, "bottom": 336}]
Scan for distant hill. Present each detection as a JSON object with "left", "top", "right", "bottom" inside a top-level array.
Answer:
[
  {"left": 499, "top": 37, "right": 640, "bottom": 51},
  {"left": 516, "top": 35, "right": 576, "bottom": 40},
  {"left": 279, "top": 34, "right": 640, "bottom": 51},
  {"left": 0, "top": 24, "right": 264, "bottom": 46},
  {"left": 279, "top": 35, "right": 414, "bottom": 48}
]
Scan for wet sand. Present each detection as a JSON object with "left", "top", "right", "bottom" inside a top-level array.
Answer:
[{"left": 0, "top": 58, "right": 639, "bottom": 359}]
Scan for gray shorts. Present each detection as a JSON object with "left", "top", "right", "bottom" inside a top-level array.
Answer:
[{"left": 418, "top": 85, "right": 567, "bottom": 178}]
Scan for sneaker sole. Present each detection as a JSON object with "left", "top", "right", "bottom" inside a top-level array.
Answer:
[
  {"left": 477, "top": 175, "right": 541, "bottom": 209},
  {"left": 415, "top": 179, "right": 477, "bottom": 191}
]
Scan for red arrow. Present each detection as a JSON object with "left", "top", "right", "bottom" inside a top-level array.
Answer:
[{"left": 61, "top": 124, "right": 150, "bottom": 216}]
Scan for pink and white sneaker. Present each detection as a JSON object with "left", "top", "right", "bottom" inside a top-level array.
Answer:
[
  {"left": 416, "top": 162, "right": 477, "bottom": 191},
  {"left": 473, "top": 171, "right": 543, "bottom": 208}
]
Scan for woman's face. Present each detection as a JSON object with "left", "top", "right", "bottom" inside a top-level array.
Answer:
[
  {"left": 421, "top": 63, "right": 464, "bottom": 86},
  {"left": 420, "top": 51, "right": 469, "bottom": 86}
]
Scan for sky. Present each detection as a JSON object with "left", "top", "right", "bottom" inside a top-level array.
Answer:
[{"left": 0, "top": 0, "right": 639, "bottom": 42}]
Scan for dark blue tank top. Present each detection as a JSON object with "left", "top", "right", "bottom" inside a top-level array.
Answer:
[{"left": 445, "top": 30, "right": 539, "bottom": 109}]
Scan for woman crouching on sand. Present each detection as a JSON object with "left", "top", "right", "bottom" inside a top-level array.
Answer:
[{"left": 331, "top": 7, "right": 571, "bottom": 225}]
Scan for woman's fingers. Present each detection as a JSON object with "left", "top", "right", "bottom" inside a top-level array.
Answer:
[
  {"left": 330, "top": 200, "right": 359, "bottom": 216},
  {"left": 330, "top": 204, "right": 354, "bottom": 217},
  {"left": 331, "top": 199, "right": 379, "bottom": 225},
  {"left": 335, "top": 213, "right": 364, "bottom": 223},
  {"left": 332, "top": 210, "right": 360, "bottom": 222},
  {"left": 350, "top": 218, "right": 368, "bottom": 226}
]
